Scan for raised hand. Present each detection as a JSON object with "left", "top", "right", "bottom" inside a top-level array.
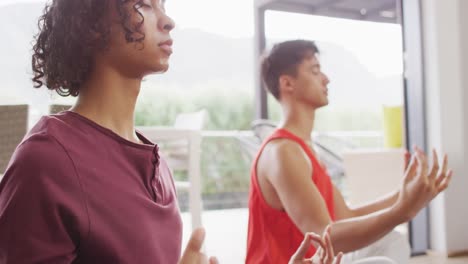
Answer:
[
  {"left": 289, "top": 226, "right": 343, "bottom": 264},
  {"left": 178, "top": 228, "right": 218, "bottom": 264},
  {"left": 396, "top": 147, "right": 453, "bottom": 221}
]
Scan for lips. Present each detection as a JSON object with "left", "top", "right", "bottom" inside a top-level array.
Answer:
[{"left": 159, "top": 39, "right": 173, "bottom": 55}]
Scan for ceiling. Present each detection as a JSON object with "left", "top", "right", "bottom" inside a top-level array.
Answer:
[{"left": 255, "top": 0, "right": 399, "bottom": 24}]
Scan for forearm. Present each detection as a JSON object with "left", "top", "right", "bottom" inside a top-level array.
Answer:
[
  {"left": 329, "top": 205, "right": 404, "bottom": 253},
  {"left": 349, "top": 190, "right": 399, "bottom": 217}
]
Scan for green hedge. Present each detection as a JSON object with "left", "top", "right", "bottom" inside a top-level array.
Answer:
[{"left": 135, "top": 87, "right": 383, "bottom": 195}]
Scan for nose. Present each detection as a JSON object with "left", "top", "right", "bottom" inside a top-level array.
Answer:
[
  {"left": 159, "top": 13, "right": 175, "bottom": 32},
  {"left": 323, "top": 73, "right": 330, "bottom": 85}
]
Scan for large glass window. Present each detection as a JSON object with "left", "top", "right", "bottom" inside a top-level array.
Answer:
[{"left": 265, "top": 11, "right": 405, "bottom": 149}]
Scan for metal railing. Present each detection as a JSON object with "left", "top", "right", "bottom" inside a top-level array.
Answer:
[{"left": 175, "top": 130, "right": 385, "bottom": 211}]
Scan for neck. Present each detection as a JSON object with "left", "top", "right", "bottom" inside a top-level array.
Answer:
[
  {"left": 71, "top": 61, "right": 142, "bottom": 144},
  {"left": 279, "top": 101, "right": 316, "bottom": 143}
]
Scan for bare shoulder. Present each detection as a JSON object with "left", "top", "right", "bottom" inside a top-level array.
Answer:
[
  {"left": 256, "top": 138, "right": 312, "bottom": 210},
  {"left": 259, "top": 138, "right": 312, "bottom": 179},
  {"left": 263, "top": 138, "right": 308, "bottom": 160}
]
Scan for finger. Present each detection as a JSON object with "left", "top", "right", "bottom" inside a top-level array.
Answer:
[
  {"left": 185, "top": 228, "right": 206, "bottom": 252},
  {"left": 317, "top": 246, "right": 324, "bottom": 260},
  {"left": 441, "top": 153, "right": 448, "bottom": 173},
  {"left": 437, "top": 154, "right": 449, "bottom": 179},
  {"left": 320, "top": 248, "right": 327, "bottom": 263},
  {"left": 435, "top": 154, "right": 448, "bottom": 187},
  {"left": 322, "top": 234, "right": 334, "bottom": 264},
  {"left": 334, "top": 252, "right": 344, "bottom": 264},
  {"left": 325, "top": 233, "right": 335, "bottom": 259},
  {"left": 322, "top": 226, "right": 333, "bottom": 262},
  {"left": 320, "top": 226, "right": 330, "bottom": 251},
  {"left": 428, "top": 149, "right": 439, "bottom": 181},
  {"left": 404, "top": 154, "right": 418, "bottom": 182},
  {"left": 322, "top": 225, "right": 331, "bottom": 241},
  {"left": 321, "top": 237, "right": 330, "bottom": 263},
  {"left": 418, "top": 149, "right": 429, "bottom": 174},
  {"left": 404, "top": 150, "right": 411, "bottom": 170},
  {"left": 413, "top": 145, "right": 423, "bottom": 156},
  {"left": 200, "top": 254, "right": 209, "bottom": 264},
  {"left": 179, "top": 228, "right": 208, "bottom": 264},
  {"left": 309, "top": 233, "right": 326, "bottom": 250},
  {"left": 209, "top": 256, "right": 219, "bottom": 264},
  {"left": 437, "top": 170, "right": 453, "bottom": 193},
  {"left": 435, "top": 172, "right": 446, "bottom": 188},
  {"left": 291, "top": 233, "right": 319, "bottom": 261},
  {"left": 422, "top": 150, "right": 429, "bottom": 171},
  {"left": 414, "top": 151, "right": 428, "bottom": 182}
]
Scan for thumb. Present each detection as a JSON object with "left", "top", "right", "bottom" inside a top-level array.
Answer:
[
  {"left": 184, "top": 228, "right": 206, "bottom": 253},
  {"left": 209, "top": 257, "right": 219, "bottom": 264},
  {"left": 289, "top": 233, "right": 323, "bottom": 263}
]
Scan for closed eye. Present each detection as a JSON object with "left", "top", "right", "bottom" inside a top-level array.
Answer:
[
  {"left": 310, "top": 65, "right": 321, "bottom": 74},
  {"left": 135, "top": 1, "right": 152, "bottom": 9}
]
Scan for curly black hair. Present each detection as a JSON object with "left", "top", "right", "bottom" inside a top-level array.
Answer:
[{"left": 32, "top": 0, "right": 147, "bottom": 97}]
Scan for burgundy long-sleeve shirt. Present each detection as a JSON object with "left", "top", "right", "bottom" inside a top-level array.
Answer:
[{"left": 0, "top": 111, "right": 182, "bottom": 263}]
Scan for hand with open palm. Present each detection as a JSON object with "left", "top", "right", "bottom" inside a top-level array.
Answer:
[{"left": 396, "top": 147, "right": 453, "bottom": 221}]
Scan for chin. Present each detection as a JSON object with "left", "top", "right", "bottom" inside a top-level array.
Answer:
[
  {"left": 314, "top": 100, "right": 329, "bottom": 109},
  {"left": 159, "top": 64, "right": 170, "bottom": 73},
  {"left": 152, "top": 63, "right": 170, "bottom": 74},
  {"left": 141, "top": 65, "right": 169, "bottom": 77},
  {"left": 159, "top": 59, "right": 170, "bottom": 71}
]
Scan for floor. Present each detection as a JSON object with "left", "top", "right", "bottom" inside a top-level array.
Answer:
[
  {"left": 410, "top": 255, "right": 468, "bottom": 264},
  {"left": 181, "top": 208, "right": 468, "bottom": 264}
]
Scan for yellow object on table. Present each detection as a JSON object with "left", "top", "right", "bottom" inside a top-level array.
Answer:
[{"left": 383, "top": 105, "right": 403, "bottom": 148}]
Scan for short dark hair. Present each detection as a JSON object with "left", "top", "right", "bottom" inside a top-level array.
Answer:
[
  {"left": 32, "top": 0, "right": 148, "bottom": 97},
  {"left": 261, "top": 40, "right": 319, "bottom": 101}
]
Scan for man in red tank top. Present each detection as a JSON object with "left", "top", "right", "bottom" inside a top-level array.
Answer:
[{"left": 246, "top": 40, "right": 453, "bottom": 264}]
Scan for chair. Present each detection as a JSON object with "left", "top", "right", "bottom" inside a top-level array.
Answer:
[
  {"left": 234, "top": 119, "right": 275, "bottom": 163},
  {"left": 137, "top": 109, "right": 207, "bottom": 230},
  {"left": 248, "top": 119, "right": 346, "bottom": 182},
  {"left": 251, "top": 119, "right": 276, "bottom": 141},
  {"left": 0, "top": 105, "right": 29, "bottom": 174},
  {"left": 235, "top": 134, "right": 261, "bottom": 165}
]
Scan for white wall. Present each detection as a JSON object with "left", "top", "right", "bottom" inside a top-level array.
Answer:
[{"left": 421, "top": 0, "right": 468, "bottom": 255}]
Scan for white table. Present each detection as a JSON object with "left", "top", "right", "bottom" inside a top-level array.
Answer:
[{"left": 342, "top": 148, "right": 406, "bottom": 205}]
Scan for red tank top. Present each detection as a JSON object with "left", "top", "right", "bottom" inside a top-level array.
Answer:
[{"left": 246, "top": 129, "right": 335, "bottom": 264}]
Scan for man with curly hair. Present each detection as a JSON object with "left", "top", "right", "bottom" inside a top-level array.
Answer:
[
  {"left": 0, "top": 0, "right": 215, "bottom": 263},
  {"left": 0, "top": 1, "right": 344, "bottom": 264}
]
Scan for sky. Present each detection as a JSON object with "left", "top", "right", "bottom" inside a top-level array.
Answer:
[
  {"left": 164, "top": 0, "right": 403, "bottom": 77},
  {"left": 0, "top": 0, "right": 404, "bottom": 77},
  {"left": 169, "top": 0, "right": 402, "bottom": 77}
]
